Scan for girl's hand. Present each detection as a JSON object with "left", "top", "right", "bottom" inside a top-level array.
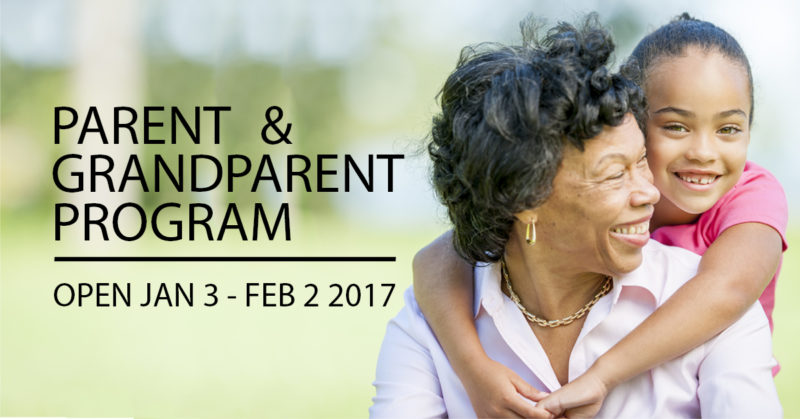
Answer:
[
  {"left": 536, "top": 371, "right": 609, "bottom": 418},
  {"left": 462, "top": 357, "right": 553, "bottom": 418}
]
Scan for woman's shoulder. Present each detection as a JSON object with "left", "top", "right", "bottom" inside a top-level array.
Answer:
[
  {"left": 632, "top": 241, "right": 701, "bottom": 301},
  {"left": 642, "top": 240, "right": 701, "bottom": 268}
]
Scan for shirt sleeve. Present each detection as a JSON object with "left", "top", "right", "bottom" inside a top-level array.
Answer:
[
  {"left": 369, "top": 287, "right": 447, "bottom": 418},
  {"left": 708, "top": 164, "right": 788, "bottom": 251},
  {"left": 697, "top": 302, "right": 782, "bottom": 418}
]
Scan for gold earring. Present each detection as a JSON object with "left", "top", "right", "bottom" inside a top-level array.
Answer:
[{"left": 526, "top": 220, "right": 536, "bottom": 246}]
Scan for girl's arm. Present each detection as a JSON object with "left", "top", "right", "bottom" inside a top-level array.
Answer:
[
  {"left": 538, "top": 222, "right": 783, "bottom": 417},
  {"left": 412, "top": 231, "right": 550, "bottom": 418}
]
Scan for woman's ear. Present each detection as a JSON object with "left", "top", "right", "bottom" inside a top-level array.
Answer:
[{"left": 513, "top": 209, "right": 538, "bottom": 225}]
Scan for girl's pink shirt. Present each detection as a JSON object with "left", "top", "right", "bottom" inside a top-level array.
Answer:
[{"left": 651, "top": 161, "right": 788, "bottom": 374}]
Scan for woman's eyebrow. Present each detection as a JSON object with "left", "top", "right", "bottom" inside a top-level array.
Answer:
[
  {"left": 652, "top": 106, "right": 693, "bottom": 117},
  {"left": 594, "top": 147, "right": 646, "bottom": 171},
  {"left": 594, "top": 152, "right": 628, "bottom": 170}
]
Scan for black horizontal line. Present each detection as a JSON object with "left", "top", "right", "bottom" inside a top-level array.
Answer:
[{"left": 54, "top": 256, "right": 396, "bottom": 262}]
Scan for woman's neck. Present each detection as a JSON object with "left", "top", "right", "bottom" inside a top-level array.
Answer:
[
  {"left": 503, "top": 237, "right": 607, "bottom": 321},
  {"left": 503, "top": 230, "right": 609, "bottom": 386},
  {"left": 650, "top": 197, "right": 700, "bottom": 231}
]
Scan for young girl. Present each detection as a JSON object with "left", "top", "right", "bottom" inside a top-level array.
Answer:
[{"left": 413, "top": 13, "right": 788, "bottom": 418}]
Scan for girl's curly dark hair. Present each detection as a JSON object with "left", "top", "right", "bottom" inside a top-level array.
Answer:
[{"left": 429, "top": 14, "right": 645, "bottom": 264}]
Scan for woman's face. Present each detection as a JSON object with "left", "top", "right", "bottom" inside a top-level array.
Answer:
[
  {"left": 644, "top": 47, "right": 751, "bottom": 216},
  {"left": 531, "top": 115, "right": 660, "bottom": 277}
]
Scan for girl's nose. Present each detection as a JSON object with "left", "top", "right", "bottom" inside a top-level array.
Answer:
[{"left": 685, "top": 133, "right": 717, "bottom": 163}]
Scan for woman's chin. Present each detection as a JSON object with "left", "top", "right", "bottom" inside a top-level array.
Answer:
[{"left": 606, "top": 237, "right": 647, "bottom": 274}]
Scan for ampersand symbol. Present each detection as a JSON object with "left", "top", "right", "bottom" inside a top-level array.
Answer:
[{"left": 261, "top": 106, "right": 292, "bottom": 145}]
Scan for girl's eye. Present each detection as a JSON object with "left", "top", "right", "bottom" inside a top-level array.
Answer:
[
  {"left": 719, "top": 126, "right": 742, "bottom": 135},
  {"left": 664, "top": 124, "right": 688, "bottom": 132}
]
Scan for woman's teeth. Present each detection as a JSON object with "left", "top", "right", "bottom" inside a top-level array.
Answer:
[
  {"left": 611, "top": 221, "right": 649, "bottom": 235},
  {"left": 677, "top": 174, "right": 717, "bottom": 185}
]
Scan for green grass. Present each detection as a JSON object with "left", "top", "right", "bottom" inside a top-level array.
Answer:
[
  {"left": 1, "top": 213, "right": 798, "bottom": 417},
  {"left": 773, "top": 229, "right": 800, "bottom": 417}
]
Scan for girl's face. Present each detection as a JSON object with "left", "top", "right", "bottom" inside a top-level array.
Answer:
[{"left": 644, "top": 46, "right": 751, "bottom": 218}]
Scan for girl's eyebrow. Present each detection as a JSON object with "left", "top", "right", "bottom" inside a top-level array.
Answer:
[
  {"left": 653, "top": 107, "right": 747, "bottom": 119},
  {"left": 653, "top": 106, "right": 693, "bottom": 117},
  {"left": 717, "top": 109, "right": 747, "bottom": 119}
]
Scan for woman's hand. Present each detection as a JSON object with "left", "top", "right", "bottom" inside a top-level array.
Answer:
[
  {"left": 462, "top": 357, "right": 553, "bottom": 418},
  {"left": 535, "top": 371, "right": 609, "bottom": 418}
]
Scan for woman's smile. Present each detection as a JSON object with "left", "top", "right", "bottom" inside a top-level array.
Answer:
[{"left": 609, "top": 215, "right": 652, "bottom": 247}]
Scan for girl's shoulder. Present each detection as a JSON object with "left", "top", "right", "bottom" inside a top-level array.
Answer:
[
  {"left": 652, "top": 161, "right": 787, "bottom": 254},
  {"left": 718, "top": 161, "right": 786, "bottom": 210},
  {"left": 703, "top": 160, "right": 788, "bottom": 247},
  {"left": 736, "top": 161, "right": 785, "bottom": 190}
]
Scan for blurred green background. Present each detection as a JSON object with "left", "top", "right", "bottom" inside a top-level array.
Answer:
[{"left": 2, "top": 0, "right": 798, "bottom": 417}]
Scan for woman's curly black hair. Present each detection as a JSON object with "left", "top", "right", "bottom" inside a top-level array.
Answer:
[
  {"left": 429, "top": 14, "right": 645, "bottom": 264},
  {"left": 622, "top": 12, "right": 754, "bottom": 125}
]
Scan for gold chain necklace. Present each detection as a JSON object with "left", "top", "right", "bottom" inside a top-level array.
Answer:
[{"left": 500, "top": 258, "right": 613, "bottom": 328}]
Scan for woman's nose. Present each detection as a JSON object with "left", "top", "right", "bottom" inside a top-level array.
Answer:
[
  {"left": 685, "top": 133, "right": 717, "bottom": 163},
  {"left": 631, "top": 164, "right": 660, "bottom": 207}
]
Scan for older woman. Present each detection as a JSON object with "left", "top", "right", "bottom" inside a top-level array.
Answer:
[{"left": 369, "top": 18, "right": 780, "bottom": 418}]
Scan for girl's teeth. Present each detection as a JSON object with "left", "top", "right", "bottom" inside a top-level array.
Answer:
[{"left": 679, "top": 174, "right": 716, "bottom": 185}]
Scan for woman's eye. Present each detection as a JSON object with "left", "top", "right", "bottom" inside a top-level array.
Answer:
[
  {"left": 638, "top": 153, "right": 648, "bottom": 163},
  {"left": 607, "top": 171, "right": 625, "bottom": 180},
  {"left": 719, "top": 126, "right": 741, "bottom": 135}
]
